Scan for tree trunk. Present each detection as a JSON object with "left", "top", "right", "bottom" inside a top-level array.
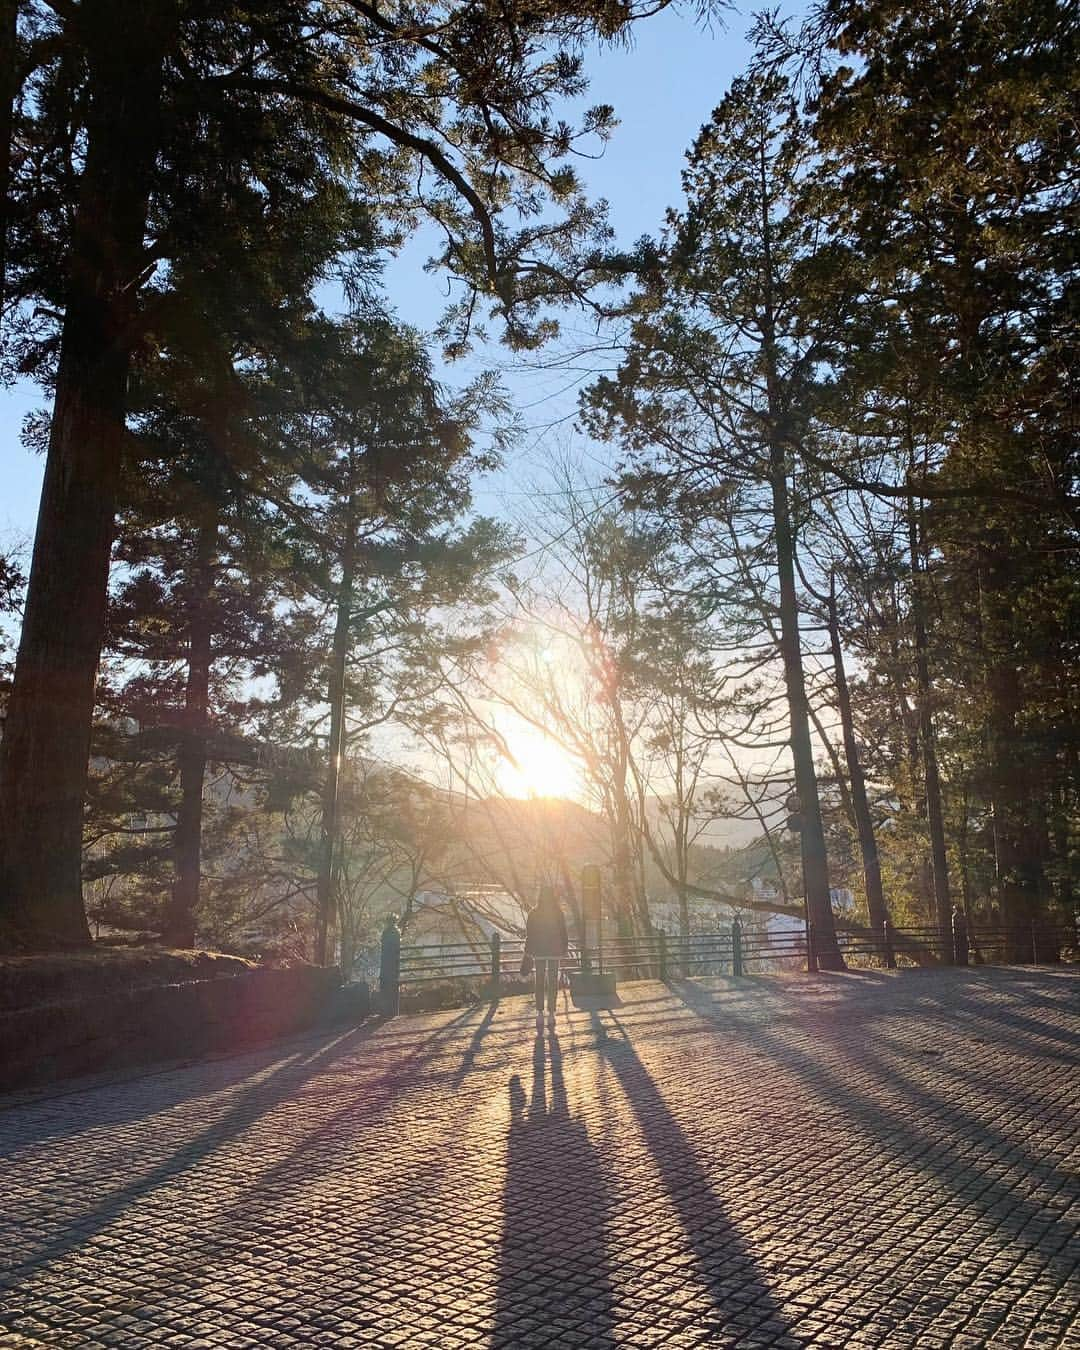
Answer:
[
  {"left": 769, "top": 447, "right": 844, "bottom": 970},
  {"left": 956, "top": 772, "right": 986, "bottom": 963},
  {"left": 0, "top": 2, "right": 175, "bottom": 949},
  {"left": 828, "top": 574, "right": 888, "bottom": 930},
  {"left": 315, "top": 506, "right": 355, "bottom": 966},
  {"left": 1051, "top": 772, "right": 1074, "bottom": 912},
  {"left": 980, "top": 554, "right": 1042, "bottom": 958},
  {"left": 610, "top": 702, "right": 650, "bottom": 935},
  {"left": 611, "top": 799, "right": 640, "bottom": 931},
  {"left": 163, "top": 520, "right": 217, "bottom": 949},
  {"left": 753, "top": 119, "right": 842, "bottom": 970},
  {"left": 677, "top": 879, "right": 690, "bottom": 941},
  {"left": 908, "top": 497, "right": 952, "bottom": 944},
  {"left": 673, "top": 777, "right": 691, "bottom": 942},
  {"left": 675, "top": 804, "right": 691, "bottom": 977}
]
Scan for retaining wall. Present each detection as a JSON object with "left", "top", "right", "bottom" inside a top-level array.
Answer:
[{"left": 0, "top": 956, "right": 366, "bottom": 1092}]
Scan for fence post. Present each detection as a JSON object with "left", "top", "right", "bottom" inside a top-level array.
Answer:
[
  {"left": 1030, "top": 919, "right": 1039, "bottom": 966},
  {"left": 489, "top": 930, "right": 501, "bottom": 997},
  {"left": 658, "top": 928, "right": 669, "bottom": 982},
  {"left": 806, "top": 918, "right": 818, "bottom": 974},
  {"left": 732, "top": 918, "right": 743, "bottom": 977},
  {"left": 380, "top": 915, "right": 400, "bottom": 1017},
  {"left": 952, "top": 910, "right": 969, "bottom": 966},
  {"left": 882, "top": 918, "right": 896, "bottom": 970}
]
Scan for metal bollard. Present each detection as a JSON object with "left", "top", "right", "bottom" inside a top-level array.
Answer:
[
  {"left": 380, "top": 914, "right": 401, "bottom": 1017},
  {"left": 882, "top": 918, "right": 896, "bottom": 970},
  {"left": 658, "top": 928, "right": 668, "bottom": 982},
  {"left": 489, "top": 930, "right": 501, "bottom": 997},
  {"left": 806, "top": 919, "right": 818, "bottom": 973},
  {"left": 732, "top": 918, "right": 743, "bottom": 977}
]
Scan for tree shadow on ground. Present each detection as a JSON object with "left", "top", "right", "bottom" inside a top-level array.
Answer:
[
  {"left": 910, "top": 977, "right": 1080, "bottom": 1056},
  {"left": 0, "top": 1020, "right": 373, "bottom": 1146},
  {"left": 450, "top": 999, "right": 500, "bottom": 1085},
  {"left": 993, "top": 972, "right": 1080, "bottom": 1015},
  {"left": 595, "top": 1013, "right": 804, "bottom": 1346},
  {"left": 669, "top": 978, "right": 1079, "bottom": 1282},
  {"left": 492, "top": 1034, "right": 616, "bottom": 1349},
  {"left": 3, "top": 1004, "right": 484, "bottom": 1279},
  {"left": 681, "top": 968, "right": 1079, "bottom": 1060}
]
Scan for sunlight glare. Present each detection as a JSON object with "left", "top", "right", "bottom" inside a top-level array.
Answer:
[{"left": 494, "top": 724, "right": 582, "bottom": 801}]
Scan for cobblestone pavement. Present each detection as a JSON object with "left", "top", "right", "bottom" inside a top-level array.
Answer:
[{"left": 2, "top": 967, "right": 1078, "bottom": 1349}]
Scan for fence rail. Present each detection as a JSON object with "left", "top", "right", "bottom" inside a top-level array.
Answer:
[{"left": 375, "top": 915, "right": 1077, "bottom": 1011}]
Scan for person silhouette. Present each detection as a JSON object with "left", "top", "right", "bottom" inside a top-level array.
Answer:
[{"left": 524, "top": 884, "right": 568, "bottom": 1035}]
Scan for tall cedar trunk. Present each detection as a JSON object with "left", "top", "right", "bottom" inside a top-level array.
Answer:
[
  {"left": 1052, "top": 774, "right": 1073, "bottom": 911},
  {"left": 769, "top": 448, "right": 843, "bottom": 970},
  {"left": 908, "top": 497, "right": 952, "bottom": 943},
  {"left": 887, "top": 620, "right": 923, "bottom": 807},
  {"left": 0, "top": 2, "right": 174, "bottom": 948},
  {"left": 828, "top": 574, "right": 888, "bottom": 930},
  {"left": 0, "top": 0, "right": 17, "bottom": 310},
  {"left": 754, "top": 130, "right": 842, "bottom": 970},
  {"left": 164, "top": 520, "right": 217, "bottom": 948},
  {"left": 956, "top": 775, "right": 986, "bottom": 961},
  {"left": 315, "top": 503, "right": 355, "bottom": 966},
  {"left": 886, "top": 619, "right": 931, "bottom": 913},
  {"left": 980, "top": 553, "right": 1042, "bottom": 956}
]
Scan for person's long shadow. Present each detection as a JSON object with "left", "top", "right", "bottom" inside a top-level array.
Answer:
[
  {"left": 596, "top": 1016, "right": 802, "bottom": 1345},
  {"left": 492, "top": 1034, "right": 616, "bottom": 1349}
]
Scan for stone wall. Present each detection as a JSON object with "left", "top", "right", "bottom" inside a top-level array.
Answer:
[{"left": 0, "top": 956, "right": 366, "bottom": 1092}]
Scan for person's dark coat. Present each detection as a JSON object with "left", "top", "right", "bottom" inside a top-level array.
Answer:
[{"left": 524, "top": 902, "right": 568, "bottom": 960}]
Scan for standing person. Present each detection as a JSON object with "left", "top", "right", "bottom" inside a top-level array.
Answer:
[{"left": 525, "top": 884, "right": 568, "bottom": 1034}]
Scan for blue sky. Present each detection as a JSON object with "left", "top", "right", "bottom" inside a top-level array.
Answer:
[{"left": 0, "top": 7, "right": 774, "bottom": 551}]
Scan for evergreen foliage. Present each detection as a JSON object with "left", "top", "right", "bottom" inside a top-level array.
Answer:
[
  {"left": 0, "top": 0, "right": 1074, "bottom": 957},
  {"left": 0, "top": 0, "right": 686, "bottom": 947}
]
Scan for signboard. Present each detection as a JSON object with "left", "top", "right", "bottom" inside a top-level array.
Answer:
[{"left": 581, "top": 864, "right": 602, "bottom": 922}]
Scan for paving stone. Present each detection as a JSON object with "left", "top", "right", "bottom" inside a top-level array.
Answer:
[{"left": 1, "top": 967, "right": 1078, "bottom": 1347}]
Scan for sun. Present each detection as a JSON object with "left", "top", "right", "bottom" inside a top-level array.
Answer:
[{"left": 493, "top": 723, "right": 582, "bottom": 801}]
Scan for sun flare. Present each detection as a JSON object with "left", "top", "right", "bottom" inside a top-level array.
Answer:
[{"left": 493, "top": 724, "right": 582, "bottom": 801}]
